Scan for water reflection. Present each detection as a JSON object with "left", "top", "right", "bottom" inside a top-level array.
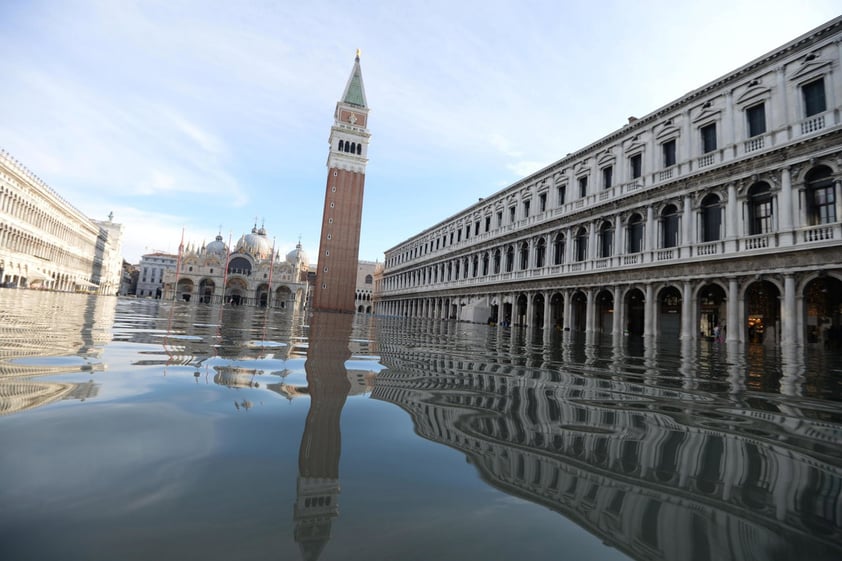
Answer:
[
  {"left": 372, "top": 318, "right": 842, "bottom": 561},
  {"left": 1, "top": 292, "right": 841, "bottom": 560},
  {"left": 0, "top": 291, "right": 112, "bottom": 415}
]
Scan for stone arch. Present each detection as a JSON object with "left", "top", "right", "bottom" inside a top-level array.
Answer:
[
  {"left": 176, "top": 278, "right": 194, "bottom": 302},
  {"left": 657, "top": 285, "right": 682, "bottom": 338},
  {"left": 624, "top": 288, "right": 645, "bottom": 336},
  {"left": 802, "top": 273, "right": 842, "bottom": 346},
  {"left": 743, "top": 278, "right": 781, "bottom": 345},
  {"left": 596, "top": 289, "right": 614, "bottom": 333}
]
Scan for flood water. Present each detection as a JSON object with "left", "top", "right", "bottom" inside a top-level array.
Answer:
[{"left": 1, "top": 290, "right": 841, "bottom": 561}]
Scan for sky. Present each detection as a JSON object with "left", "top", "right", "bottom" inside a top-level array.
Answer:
[{"left": 1, "top": 1, "right": 839, "bottom": 265}]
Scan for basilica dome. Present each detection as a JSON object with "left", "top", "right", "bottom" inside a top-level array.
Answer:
[
  {"left": 205, "top": 234, "right": 228, "bottom": 256},
  {"left": 286, "top": 242, "right": 309, "bottom": 268},
  {"left": 236, "top": 225, "right": 273, "bottom": 260}
]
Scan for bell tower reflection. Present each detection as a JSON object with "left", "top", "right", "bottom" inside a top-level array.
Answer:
[{"left": 294, "top": 312, "right": 352, "bottom": 561}]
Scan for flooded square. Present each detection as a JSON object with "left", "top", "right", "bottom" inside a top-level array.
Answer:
[{"left": 0, "top": 290, "right": 840, "bottom": 561}]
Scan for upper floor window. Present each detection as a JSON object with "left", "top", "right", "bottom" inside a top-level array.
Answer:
[
  {"left": 539, "top": 193, "right": 547, "bottom": 212},
  {"left": 519, "top": 242, "right": 529, "bottom": 270},
  {"left": 700, "top": 123, "right": 717, "bottom": 154},
  {"left": 700, "top": 194, "right": 722, "bottom": 242},
  {"left": 485, "top": 216, "right": 491, "bottom": 232},
  {"left": 474, "top": 221, "right": 480, "bottom": 235},
  {"left": 523, "top": 199, "right": 530, "bottom": 218},
  {"left": 747, "top": 103, "right": 766, "bottom": 137},
  {"left": 805, "top": 166, "right": 836, "bottom": 225},
  {"left": 747, "top": 182, "right": 773, "bottom": 235},
  {"left": 493, "top": 249, "right": 501, "bottom": 274},
  {"left": 509, "top": 206, "right": 516, "bottom": 223},
  {"left": 599, "top": 222, "right": 613, "bottom": 258},
  {"left": 803, "top": 77, "right": 826, "bottom": 117},
  {"left": 558, "top": 185, "right": 567, "bottom": 205},
  {"left": 575, "top": 227, "right": 588, "bottom": 261},
  {"left": 535, "top": 238, "right": 546, "bottom": 268},
  {"left": 662, "top": 139, "right": 676, "bottom": 168},
  {"left": 553, "top": 233, "right": 565, "bottom": 265},
  {"left": 630, "top": 154, "right": 642, "bottom": 179},
  {"left": 578, "top": 176, "right": 588, "bottom": 198},
  {"left": 602, "top": 166, "right": 613, "bottom": 189},
  {"left": 497, "top": 211, "right": 503, "bottom": 227},
  {"left": 505, "top": 245, "right": 514, "bottom": 272},
  {"left": 365, "top": 274, "right": 373, "bottom": 284},
  {"left": 660, "top": 204, "right": 679, "bottom": 248},
  {"left": 628, "top": 213, "right": 644, "bottom": 253}
]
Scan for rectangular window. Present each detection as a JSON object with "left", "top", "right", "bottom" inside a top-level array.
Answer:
[
  {"left": 747, "top": 103, "right": 766, "bottom": 137},
  {"left": 465, "top": 225, "right": 470, "bottom": 239},
  {"left": 602, "top": 166, "right": 613, "bottom": 189},
  {"left": 485, "top": 216, "right": 491, "bottom": 232},
  {"left": 630, "top": 154, "right": 642, "bottom": 179},
  {"left": 803, "top": 77, "right": 826, "bottom": 117},
  {"left": 449, "top": 232, "right": 453, "bottom": 245},
  {"left": 509, "top": 206, "right": 516, "bottom": 223},
  {"left": 558, "top": 185, "right": 566, "bottom": 205},
  {"left": 701, "top": 123, "right": 717, "bottom": 153},
  {"left": 457, "top": 230, "right": 461, "bottom": 242},
  {"left": 474, "top": 221, "right": 480, "bottom": 235},
  {"left": 662, "top": 139, "right": 676, "bottom": 167},
  {"left": 578, "top": 176, "right": 588, "bottom": 198},
  {"left": 523, "top": 200, "right": 530, "bottom": 218},
  {"left": 497, "top": 211, "right": 503, "bottom": 227},
  {"left": 539, "top": 193, "right": 547, "bottom": 212}
]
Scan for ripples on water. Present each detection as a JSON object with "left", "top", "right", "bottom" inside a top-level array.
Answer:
[{"left": 0, "top": 291, "right": 840, "bottom": 561}]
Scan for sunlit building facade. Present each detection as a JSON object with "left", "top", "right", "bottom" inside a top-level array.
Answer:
[
  {"left": 161, "top": 225, "right": 309, "bottom": 310},
  {"left": 376, "top": 17, "right": 842, "bottom": 346},
  {"left": 0, "top": 150, "right": 123, "bottom": 294}
]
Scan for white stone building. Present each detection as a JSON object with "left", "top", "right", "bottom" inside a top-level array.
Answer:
[
  {"left": 376, "top": 16, "right": 842, "bottom": 347},
  {"left": 354, "top": 260, "right": 377, "bottom": 313},
  {"left": 137, "top": 252, "right": 178, "bottom": 298},
  {"left": 0, "top": 150, "right": 123, "bottom": 294}
]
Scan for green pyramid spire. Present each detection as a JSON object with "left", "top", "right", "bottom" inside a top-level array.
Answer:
[{"left": 341, "top": 49, "right": 367, "bottom": 108}]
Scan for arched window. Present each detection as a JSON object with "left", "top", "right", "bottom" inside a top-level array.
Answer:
[
  {"left": 575, "top": 227, "right": 588, "bottom": 262},
  {"left": 338, "top": 140, "right": 344, "bottom": 151},
  {"left": 660, "top": 204, "right": 679, "bottom": 248},
  {"left": 493, "top": 249, "right": 501, "bottom": 274},
  {"left": 357, "top": 144, "right": 362, "bottom": 155},
  {"left": 599, "top": 221, "right": 613, "bottom": 258},
  {"left": 748, "top": 182, "right": 773, "bottom": 235},
  {"left": 805, "top": 166, "right": 836, "bottom": 225},
  {"left": 700, "top": 194, "right": 722, "bottom": 242},
  {"left": 482, "top": 253, "right": 489, "bottom": 275},
  {"left": 535, "top": 238, "right": 546, "bottom": 268},
  {"left": 519, "top": 242, "right": 529, "bottom": 270},
  {"left": 628, "top": 213, "right": 644, "bottom": 253},
  {"left": 365, "top": 274, "right": 373, "bottom": 284},
  {"left": 505, "top": 245, "right": 514, "bottom": 272},
  {"left": 472, "top": 255, "right": 479, "bottom": 277},
  {"left": 553, "top": 233, "right": 565, "bottom": 265}
]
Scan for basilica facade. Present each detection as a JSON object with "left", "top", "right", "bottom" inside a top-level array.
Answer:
[
  {"left": 162, "top": 224, "right": 309, "bottom": 311},
  {"left": 376, "top": 17, "right": 842, "bottom": 347}
]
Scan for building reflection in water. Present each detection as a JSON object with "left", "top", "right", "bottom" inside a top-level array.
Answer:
[
  {"left": 0, "top": 292, "right": 112, "bottom": 416},
  {"left": 372, "top": 319, "right": 842, "bottom": 561},
  {"left": 294, "top": 312, "right": 353, "bottom": 561}
]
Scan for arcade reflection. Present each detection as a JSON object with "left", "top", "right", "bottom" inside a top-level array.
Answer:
[
  {"left": 373, "top": 318, "right": 842, "bottom": 561},
  {"left": 1, "top": 291, "right": 841, "bottom": 560}
]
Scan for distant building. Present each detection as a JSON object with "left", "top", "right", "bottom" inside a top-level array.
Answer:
[
  {"left": 354, "top": 260, "right": 376, "bottom": 313},
  {"left": 161, "top": 224, "right": 309, "bottom": 310},
  {"left": 377, "top": 17, "right": 842, "bottom": 347},
  {"left": 137, "top": 252, "right": 177, "bottom": 298},
  {"left": 0, "top": 150, "right": 124, "bottom": 294},
  {"left": 119, "top": 260, "right": 138, "bottom": 296},
  {"left": 312, "top": 51, "right": 371, "bottom": 313}
]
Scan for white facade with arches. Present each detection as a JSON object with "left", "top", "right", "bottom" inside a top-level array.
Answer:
[{"left": 377, "top": 17, "right": 842, "bottom": 347}]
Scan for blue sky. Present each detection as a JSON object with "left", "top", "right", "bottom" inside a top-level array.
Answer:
[{"left": 1, "top": 1, "right": 839, "bottom": 264}]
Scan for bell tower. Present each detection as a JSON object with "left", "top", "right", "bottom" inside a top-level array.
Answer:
[{"left": 312, "top": 50, "right": 370, "bottom": 313}]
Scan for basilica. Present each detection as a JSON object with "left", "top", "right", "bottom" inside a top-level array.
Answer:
[{"left": 162, "top": 224, "right": 309, "bottom": 311}]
